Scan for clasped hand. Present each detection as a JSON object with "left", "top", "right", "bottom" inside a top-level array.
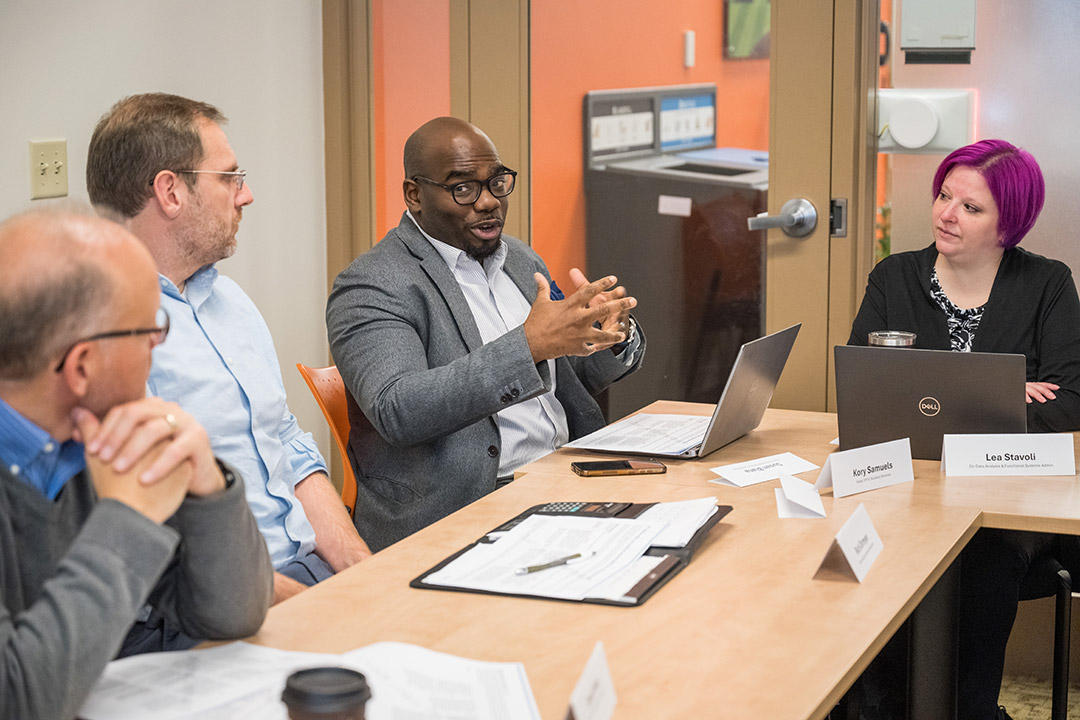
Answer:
[
  {"left": 73, "top": 398, "right": 225, "bottom": 523},
  {"left": 524, "top": 268, "right": 637, "bottom": 362}
]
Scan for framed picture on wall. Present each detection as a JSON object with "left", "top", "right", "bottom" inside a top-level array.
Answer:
[{"left": 725, "top": 0, "right": 770, "bottom": 59}]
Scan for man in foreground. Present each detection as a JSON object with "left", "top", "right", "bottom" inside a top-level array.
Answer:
[{"left": 0, "top": 209, "right": 272, "bottom": 719}]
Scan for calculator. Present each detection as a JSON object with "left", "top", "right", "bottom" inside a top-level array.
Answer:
[
  {"left": 532, "top": 501, "right": 632, "bottom": 516},
  {"left": 486, "top": 501, "right": 641, "bottom": 536}
]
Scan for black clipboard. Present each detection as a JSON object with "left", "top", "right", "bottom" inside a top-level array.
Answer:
[{"left": 410, "top": 501, "right": 732, "bottom": 607}]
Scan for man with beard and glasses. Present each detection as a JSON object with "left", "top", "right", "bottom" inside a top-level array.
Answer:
[
  {"left": 326, "top": 117, "right": 647, "bottom": 551},
  {"left": 87, "top": 94, "right": 371, "bottom": 604}
]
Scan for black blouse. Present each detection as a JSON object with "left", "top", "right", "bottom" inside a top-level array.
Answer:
[{"left": 849, "top": 244, "right": 1080, "bottom": 432}]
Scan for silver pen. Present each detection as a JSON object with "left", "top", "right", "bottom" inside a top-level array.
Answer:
[{"left": 514, "top": 551, "right": 591, "bottom": 576}]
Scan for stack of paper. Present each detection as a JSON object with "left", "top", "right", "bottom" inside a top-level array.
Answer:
[
  {"left": 422, "top": 513, "right": 664, "bottom": 601},
  {"left": 563, "top": 413, "right": 709, "bottom": 454},
  {"left": 79, "top": 641, "right": 540, "bottom": 720},
  {"left": 421, "top": 497, "right": 721, "bottom": 604},
  {"left": 634, "top": 496, "right": 719, "bottom": 547}
]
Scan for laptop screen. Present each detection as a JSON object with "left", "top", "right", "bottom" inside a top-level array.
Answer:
[{"left": 834, "top": 345, "right": 1026, "bottom": 460}]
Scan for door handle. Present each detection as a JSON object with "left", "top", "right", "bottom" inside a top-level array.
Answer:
[{"left": 747, "top": 198, "right": 818, "bottom": 238}]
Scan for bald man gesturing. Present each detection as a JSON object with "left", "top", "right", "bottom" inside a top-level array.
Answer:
[{"left": 327, "top": 118, "right": 646, "bottom": 551}]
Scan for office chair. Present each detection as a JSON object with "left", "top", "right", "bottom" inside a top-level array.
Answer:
[
  {"left": 296, "top": 363, "right": 357, "bottom": 518},
  {"left": 1017, "top": 539, "right": 1076, "bottom": 720}
]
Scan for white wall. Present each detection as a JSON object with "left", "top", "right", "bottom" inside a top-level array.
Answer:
[
  {"left": 0, "top": 0, "right": 331, "bottom": 458},
  {"left": 888, "top": 0, "right": 1080, "bottom": 283}
]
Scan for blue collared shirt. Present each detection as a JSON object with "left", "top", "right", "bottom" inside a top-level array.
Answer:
[
  {"left": 148, "top": 267, "right": 323, "bottom": 568},
  {"left": 0, "top": 396, "right": 85, "bottom": 500}
]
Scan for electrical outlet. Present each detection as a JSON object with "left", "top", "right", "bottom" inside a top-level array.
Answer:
[{"left": 29, "top": 139, "right": 68, "bottom": 200}]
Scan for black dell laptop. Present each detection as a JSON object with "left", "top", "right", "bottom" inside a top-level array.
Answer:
[{"left": 834, "top": 345, "right": 1027, "bottom": 461}]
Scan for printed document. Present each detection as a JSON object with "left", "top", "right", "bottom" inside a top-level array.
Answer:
[
  {"left": 422, "top": 514, "right": 664, "bottom": 600},
  {"left": 79, "top": 641, "right": 540, "bottom": 720},
  {"left": 633, "top": 496, "right": 719, "bottom": 547},
  {"left": 564, "top": 414, "right": 709, "bottom": 454}
]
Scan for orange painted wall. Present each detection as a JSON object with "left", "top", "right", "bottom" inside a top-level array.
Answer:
[
  {"left": 371, "top": 0, "right": 451, "bottom": 241},
  {"left": 530, "top": 1, "right": 769, "bottom": 284}
]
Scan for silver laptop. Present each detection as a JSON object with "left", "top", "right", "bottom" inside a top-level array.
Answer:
[
  {"left": 834, "top": 345, "right": 1027, "bottom": 461},
  {"left": 566, "top": 324, "right": 800, "bottom": 458}
]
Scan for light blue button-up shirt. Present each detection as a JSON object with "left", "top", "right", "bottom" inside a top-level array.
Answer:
[
  {"left": 148, "top": 267, "right": 323, "bottom": 568},
  {"left": 0, "top": 396, "right": 85, "bottom": 499}
]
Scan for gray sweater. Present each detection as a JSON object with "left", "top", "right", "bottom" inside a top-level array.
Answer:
[{"left": 0, "top": 461, "right": 273, "bottom": 720}]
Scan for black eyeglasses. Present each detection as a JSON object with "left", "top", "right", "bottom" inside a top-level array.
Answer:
[
  {"left": 55, "top": 307, "right": 171, "bottom": 372},
  {"left": 412, "top": 170, "right": 517, "bottom": 206},
  {"left": 150, "top": 170, "right": 247, "bottom": 191}
]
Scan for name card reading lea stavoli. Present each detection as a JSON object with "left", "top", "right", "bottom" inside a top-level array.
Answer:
[{"left": 941, "top": 434, "right": 1076, "bottom": 477}]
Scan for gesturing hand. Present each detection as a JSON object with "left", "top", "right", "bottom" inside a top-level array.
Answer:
[
  {"left": 568, "top": 267, "right": 633, "bottom": 340},
  {"left": 523, "top": 272, "right": 637, "bottom": 362}
]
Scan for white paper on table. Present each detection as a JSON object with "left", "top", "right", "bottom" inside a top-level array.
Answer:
[
  {"left": 79, "top": 643, "right": 341, "bottom": 720},
  {"left": 633, "top": 496, "right": 718, "bottom": 547},
  {"left": 345, "top": 642, "right": 540, "bottom": 720},
  {"left": 710, "top": 452, "right": 819, "bottom": 487},
  {"left": 584, "top": 555, "right": 668, "bottom": 603},
  {"left": 563, "top": 413, "right": 709, "bottom": 455},
  {"left": 774, "top": 475, "right": 827, "bottom": 518},
  {"left": 81, "top": 641, "right": 541, "bottom": 720},
  {"left": 422, "top": 514, "right": 664, "bottom": 600}
]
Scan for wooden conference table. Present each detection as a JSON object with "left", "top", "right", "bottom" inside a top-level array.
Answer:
[{"left": 246, "top": 402, "right": 1080, "bottom": 720}]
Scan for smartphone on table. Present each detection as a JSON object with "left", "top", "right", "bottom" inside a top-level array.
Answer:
[{"left": 570, "top": 459, "right": 667, "bottom": 477}]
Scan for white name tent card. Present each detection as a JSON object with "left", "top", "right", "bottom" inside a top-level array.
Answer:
[
  {"left": 774, "top": 475, "right": 827, "bottom": 519},
  {"left": 818, "top": 503, "right": 883, "bottom": 583},
  {"left": 815, "top": 438, "right": 914, "bottom": 498},
  {"left": 565, "top": 641, "right": 616, "bottom": 720},
  {"left": 710, "top": 452, "right": 819, "bottom": 487},
  {"left": 941, "top": 433, "right": 1076, "bottom": 477}
]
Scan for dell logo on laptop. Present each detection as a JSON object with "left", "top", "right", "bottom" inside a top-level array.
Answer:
[{"left": 919, "top": 397, "right": 941, "bottom": 417}]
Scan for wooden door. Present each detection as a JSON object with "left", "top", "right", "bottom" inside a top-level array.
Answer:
[{"left": 767, "top": 0, "right": 879, "bottom": 411}]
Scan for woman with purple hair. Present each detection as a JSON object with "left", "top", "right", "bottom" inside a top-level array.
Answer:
[
  {"left": 850, "top": 138, "right": 1080, "bottom": 430},
  {"left": 849, "top": 140, "right": 1080, "bottom": 720}
]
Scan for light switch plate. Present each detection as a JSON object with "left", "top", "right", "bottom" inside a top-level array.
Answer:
[{"left": 29, "top": 139, "right": 68, "bottom": 200}]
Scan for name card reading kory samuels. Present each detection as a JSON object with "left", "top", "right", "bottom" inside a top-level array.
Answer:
[
  {"left": 941, "top": 433, "right": 1076, "bottom": 477},
  {"left": 815, "top": 438, "right": 914, "bottom": 498}
]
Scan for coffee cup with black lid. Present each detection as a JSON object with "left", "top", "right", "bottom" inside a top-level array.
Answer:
[{"left": 282, "top": 667, "right": 371, "bottom": 720}]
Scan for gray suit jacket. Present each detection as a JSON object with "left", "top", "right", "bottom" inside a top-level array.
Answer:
[
  {"left": 327, "top": 213, "right": 645, "bottom": 551},
  {"left": 0, "top": 461, "right": 272, "bottom": 720}
]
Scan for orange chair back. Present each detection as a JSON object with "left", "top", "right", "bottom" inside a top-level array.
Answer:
[{"left": 296, "top": 363, "right": 357, "bottom": 518}]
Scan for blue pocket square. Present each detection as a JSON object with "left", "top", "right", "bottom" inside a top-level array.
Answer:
[{"left": 549, "top": 280, "right": 565, "bottom": 301}]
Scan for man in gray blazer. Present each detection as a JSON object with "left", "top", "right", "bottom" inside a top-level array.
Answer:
[{"left": 327, "top": 117, "right": 646, "bottom": 551}]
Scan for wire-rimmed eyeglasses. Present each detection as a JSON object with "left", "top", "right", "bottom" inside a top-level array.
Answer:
[
  {"left": 55, "top": 307, "right": 171, "bottom": 372},
  {"left": 412, "top": 169, "right": 517, "bottom": 206},
  {"left": 150, "top": 170, "right": 247, "bottom": 191}
]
